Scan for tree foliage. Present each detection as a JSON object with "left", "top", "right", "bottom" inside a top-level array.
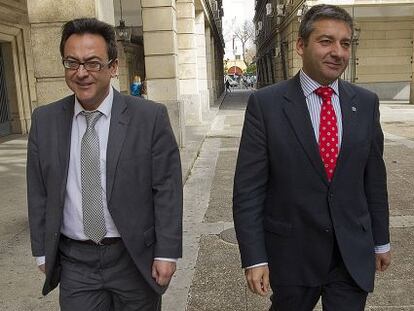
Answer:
[
  {"left": 233, "top": 20, "right": 255, "bottom": 67},
  {"left": 245, "top": 62, "right": 256, "bottom": 75}
]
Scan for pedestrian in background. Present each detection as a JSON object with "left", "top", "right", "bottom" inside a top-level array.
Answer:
[
  {"left": 130, "top": 74, "right": 142, "bottom": 97},
  {"left": 225, "top": 79, "right": 231, "bottom": 93},
  {"left": 233, "top": 4, "right": 390, "bottom": 310},
  {"left": 27, "top": 17, "right": 183, "bottom": 311}
]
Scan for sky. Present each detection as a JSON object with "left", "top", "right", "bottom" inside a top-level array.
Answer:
[{"left": 222, "top": 0, "right": 255, "bottom": 59}]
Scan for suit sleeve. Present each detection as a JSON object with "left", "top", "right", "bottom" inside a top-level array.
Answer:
[
  {"left": 151, "top": 105, "right": 183, "bottom": 258},
  {"left": 364, "top": 96, "right": 390, "bottom": 246},
  {"left": 233, "top": 92, "right": 269, "bottom": 267},
  {"left": 26, "top": 108, "right": 47, "bottom": 257}
]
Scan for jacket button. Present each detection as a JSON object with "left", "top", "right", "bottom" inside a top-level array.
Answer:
[{"left": 324, "top": 229, "right": 330, "bottom": 233}]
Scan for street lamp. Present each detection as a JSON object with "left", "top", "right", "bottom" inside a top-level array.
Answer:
[
  {"left": 351, "top": 26, "right": 361, "bottom": 83},
  {"left": 115, "top": 0, "right": 131, "bottom": 42}
]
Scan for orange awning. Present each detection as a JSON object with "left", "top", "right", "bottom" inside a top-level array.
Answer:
[{"left": 228, "top": 66, "right": 243, "bottom": 75}]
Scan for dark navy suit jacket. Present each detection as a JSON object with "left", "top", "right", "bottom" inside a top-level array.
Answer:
[{"left": 233, "top": 74, "right": 389, "bottom": 292}]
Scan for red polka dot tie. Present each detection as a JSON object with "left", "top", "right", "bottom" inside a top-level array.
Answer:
[{"left": 315, "top": 86, "right": 338, "bottom": 181}]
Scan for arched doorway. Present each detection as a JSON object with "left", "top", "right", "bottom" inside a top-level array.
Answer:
[{"left": 227, "top": 65, "right": 243, "bottom": 76}]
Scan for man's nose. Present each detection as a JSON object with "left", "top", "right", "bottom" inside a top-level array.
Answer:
[
  {"left": 330, "top": 42, "right": 346, "bottom": 58},
  {"left": 75, "top": 64, "right": 89, "bottom": 76}
]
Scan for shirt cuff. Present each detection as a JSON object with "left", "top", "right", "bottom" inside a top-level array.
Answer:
[
  {"left": 154, "top": 257, "right": 178, "bottom": 263},
  {"left": 375, "top": 243, "right": 390, "bottom": 254},
  {"left": 245, "top": 262, "right": 268, "bottom": 269},
  {"left": 35, "top": 256, "right": 45, "bottom": 266}
]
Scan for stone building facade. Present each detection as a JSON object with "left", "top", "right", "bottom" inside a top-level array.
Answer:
[
  {"left": 0, "top": 0, "right": 225, "bottom": 147},
  {"left": 254, "top": 0, "right": 414, "bottom": 104}
]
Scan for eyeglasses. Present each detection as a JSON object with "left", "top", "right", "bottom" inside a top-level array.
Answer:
[{"left": 62, "top": 59, "right": 113, "bottom": 72}]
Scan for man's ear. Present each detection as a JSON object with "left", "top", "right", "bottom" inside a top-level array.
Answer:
[
  {"left": 296, "top": 37, "right": 305, "bottom": 57},
  {"left": 110, "top": 59, "right": 119, "bottom": 78}
]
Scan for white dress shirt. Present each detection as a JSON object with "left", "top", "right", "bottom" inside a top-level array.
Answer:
[{"left": 61, "top": 86, "right": 119, "bottom": 240}]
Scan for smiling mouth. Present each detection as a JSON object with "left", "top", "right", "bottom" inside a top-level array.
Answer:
[
  {"left": 325, "top": 62, "right": 342, "bottom": 69},
  {"left": 77, "top": 83, "right": 93, "bottom": 88}
]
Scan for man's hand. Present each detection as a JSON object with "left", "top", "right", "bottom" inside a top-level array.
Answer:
[
  {"left": 152, "top": 260, "right": 176, "bottom": 286},
  {"left": 245, "top": 266, "right": 270, "bottom": 296},
  {"left": 38, "top": 264, "right": 45, "bottom": 274},
  {"left": 375, "top": 251, "right": 391, "bottom": 272}
]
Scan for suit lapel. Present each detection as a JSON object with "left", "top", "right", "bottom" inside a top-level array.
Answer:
[
  {"left": 332, "top": 80, "right": 357, "bottom": 182},
  {"left": 58, "top": 96, "right": 75, "bottom": 202},
  {"left": 106, "top": 89, "right": 130, "bottom": 203},
  {"left": 282, "top": 74, "right": 328, "bottom": 185}
]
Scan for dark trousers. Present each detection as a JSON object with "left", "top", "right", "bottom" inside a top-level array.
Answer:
[
  {"left": 269, "top": 242, "right": 368, "bottom": 311},
  {"left": 58, "top": 237, "right": 161, "bottom": 311}
]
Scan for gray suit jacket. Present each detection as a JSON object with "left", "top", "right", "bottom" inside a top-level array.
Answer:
[
  {"left": 233, "top": 74, "right": 389, "bottom": 292},
  {"left": 27, "top": 89, "right": 183, "bottom": 295}
]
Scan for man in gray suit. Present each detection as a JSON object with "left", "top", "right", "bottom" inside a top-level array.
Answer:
[
  {"left": 27, "top": 18, "right": 182, "bottom": 311},
  {"left": 233, "top": 4, "right": 390, "bottom": 311}
]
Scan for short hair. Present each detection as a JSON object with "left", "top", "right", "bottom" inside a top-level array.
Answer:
[
  {"left": 60, "top": 17, "right": 117, "bottom": 60},
  {"left": 299, "top": 4, "right": 354, "bottom": 44}
]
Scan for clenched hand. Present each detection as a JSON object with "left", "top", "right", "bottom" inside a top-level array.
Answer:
[
  {"left": 245, "top": 265, "right": 270, "bottom": 296},
  {"left": 375, "top": 251, "right": 391, "bottom": 272},
  {"left": 152, "top": 260, "right": 176, "bottom": 286}
]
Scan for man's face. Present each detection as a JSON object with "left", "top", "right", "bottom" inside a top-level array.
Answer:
[
  {"left": 63, "top": 33, "right": 118, "bottom": 110},
  {"left": 296, "top": 19, "right": 352, "bottom": 85}
]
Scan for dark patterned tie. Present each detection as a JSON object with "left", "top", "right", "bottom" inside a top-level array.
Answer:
[
  {"left": 315, "top": 86, "right": 338, "bottom": 181},
  {"left": 81, "top": 111, "right": 107, "bottom": 243}
]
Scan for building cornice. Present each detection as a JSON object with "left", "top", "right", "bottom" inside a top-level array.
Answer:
[
  {"left": 254, "top": 0, "right": 267, "bottom": 23},
  {"left": 201, "top": 0, "right": 225, "bottom": 52},
  {"left": 255, "top": 0, "right": 305, "bottom": 54}
]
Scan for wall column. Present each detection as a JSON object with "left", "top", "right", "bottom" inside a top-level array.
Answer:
[
  {"left": 176, "top": 0, "right": 202, "bottom": 125},
  {"left": 210, "top": 33, "right": 217, "bottom": 101},
  {"left": 195, "top": 11, "right": 209, "bottom": 120},
  {"left": 411, "top": 30, "right": 414, "bottom": 104},
  {"left": 142, "top": 0, "right": 184, "bottom": 145},
  {"left": 205, "top": 26, "right": 214, "bottom": 107}
]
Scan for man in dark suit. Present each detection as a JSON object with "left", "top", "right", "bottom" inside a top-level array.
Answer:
[
  {"left": 233, "top": 5, "right": 391, "bottom": 310},
  {"left": 27, "top": 18, "right": 182, "bottom": 311}
]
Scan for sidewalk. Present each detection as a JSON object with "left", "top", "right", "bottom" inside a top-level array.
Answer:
[
  {"left": 0, "top": 90, "right": 413, "bottom": 310},
  {"left": 0, "top": 93, "right": 225, "bottom": 310},
  {"left": 166, "top": 90, "right": 414, "bottom": 310}
]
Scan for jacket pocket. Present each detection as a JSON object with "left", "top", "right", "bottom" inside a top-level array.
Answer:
[
  {"left": 263, "top": 218, "right": 292, "bottom": 237},
  {"left": 358, "top": 213, "right": 372, "bottom": 232},
  {"left": 143, "top": 226, "right": 155, "bottom": 246}
]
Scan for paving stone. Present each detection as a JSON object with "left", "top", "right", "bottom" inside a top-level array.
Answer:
[{"left": 186, "top": 235, "right": 271, "bottom": 311}]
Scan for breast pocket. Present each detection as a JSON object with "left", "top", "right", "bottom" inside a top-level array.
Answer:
[{"left": 116, "top": 153, "right": 151, "bottom": 186}]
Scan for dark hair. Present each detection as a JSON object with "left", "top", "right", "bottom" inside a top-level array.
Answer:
[
  {"left": 60, "top": 17, "right": 117, "bottom": 60},
  {"left": 299, "top": 4, "right": 354, "bottom": 44}
]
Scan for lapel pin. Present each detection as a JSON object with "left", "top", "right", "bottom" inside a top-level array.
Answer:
[{"left": 351, "top": 106, "right": 357, "bottom": 112}]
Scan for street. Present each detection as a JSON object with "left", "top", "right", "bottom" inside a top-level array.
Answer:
[
  {"left": 168, "top": 90, "right": 414, "bottom": 311},
  {"left": 0, "top": 89, "right": 413, "bottom": 310}
]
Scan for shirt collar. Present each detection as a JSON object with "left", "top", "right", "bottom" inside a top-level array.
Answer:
[
  {"left": 299, "top": 69, "right": 339, "bottom": 98},
  {"left": 74, "top": 86, "right": 113, "bottom": 118}
]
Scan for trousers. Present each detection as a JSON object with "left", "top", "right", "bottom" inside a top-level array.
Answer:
[{"left": 58, "top": 236, "right": 161, "bottom": 311}]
